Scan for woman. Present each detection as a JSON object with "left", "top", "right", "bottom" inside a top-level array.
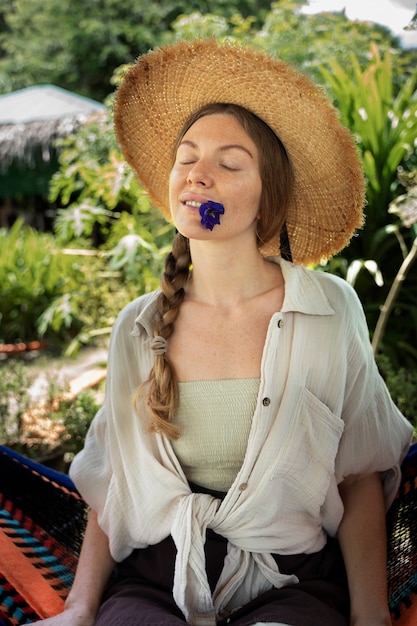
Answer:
[{"left": 32, "top": 40, "right": 412, "bottom": 626}]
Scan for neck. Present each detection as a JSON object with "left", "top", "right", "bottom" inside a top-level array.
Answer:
[{"left": 187, "top": 240, "right": 281, "bottom": 307}]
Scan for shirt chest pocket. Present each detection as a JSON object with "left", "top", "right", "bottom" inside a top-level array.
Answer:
[{"left": 270, "top": 387, "right": 344, "bottom": 512}]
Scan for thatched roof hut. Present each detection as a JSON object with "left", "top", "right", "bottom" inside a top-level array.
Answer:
[{"left": 0, "top": 85, "right": 105, "bottom": 196}]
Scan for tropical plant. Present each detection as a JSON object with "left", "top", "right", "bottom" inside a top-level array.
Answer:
[
  {"left": 171, "top": 10, "right": 256, "bottom": 40},
  {"left": 0, "top": 219, "right": 84, "bottom": 345},
  {"left": 321, "top": 45, "right": 417, "bottom": 232},
  {"left": 377, "top": 353, "right": 417, "bottom": 433},
  {"left": 372, "top": 170, "right": 417, "bottom": 362},
  {"left": 251, "top": 1, "right": 405, "bottom": 86},
  {"left": 0, "top": 217, "right": 148, "bottom": 353},
  {"left": 47, "top": 388, "right": 100, "bottom": 459},
  {"left": 37, "top": 252, "right": 122, "bottom": 355},
  {"left": 49, "top": 100, "right": 174, "bottom": 252},
  {"left": 0, "top": 0, "right": 271, "bottom": 100},
  {"left": 317, "top": 48, "right": 417, "bottom": 369},
  {"left": 41, "top": 99, "right": 174, "bottom": 354}
]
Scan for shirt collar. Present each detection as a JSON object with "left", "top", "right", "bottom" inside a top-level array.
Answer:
[
  {"left": 266, "top": 257, "right": 335, "bottom": 316},
  {"left": 131, "top": 291, "right": 160, "bottom": 339},
  {"left": 132, "top": 257, "right": 335, "bottom": 339}
]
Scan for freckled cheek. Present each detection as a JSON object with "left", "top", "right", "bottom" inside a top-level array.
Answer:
[
  {"left": 231, "top": 179, "right": 262, "bottom": 211},
  {"left": 248, "top": 178, "right": 262, "bottom": 212},
  {"left": 168, "top": 170, "right": 181, "bottom": 213}
]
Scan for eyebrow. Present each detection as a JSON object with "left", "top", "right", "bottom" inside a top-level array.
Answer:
[{"left": 179, "top": 140, "right": 254, "bottom": 159}]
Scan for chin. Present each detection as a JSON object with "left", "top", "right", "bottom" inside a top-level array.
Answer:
[{"left": 174, "top": 221, "right": 214, "bottom": 240}]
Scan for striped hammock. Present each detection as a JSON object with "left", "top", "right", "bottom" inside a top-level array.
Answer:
[{"left": 0, "top": 443, "right": 416, "bottom": 625}]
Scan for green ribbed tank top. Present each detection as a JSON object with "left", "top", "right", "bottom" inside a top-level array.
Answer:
[{"left": 171, "top": 378, "right": 260, "bottom": 491}]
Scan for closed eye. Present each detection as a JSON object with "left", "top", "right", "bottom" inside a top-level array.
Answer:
[{"left": 219, "top": 163, "right": 240, "bottom": 171}]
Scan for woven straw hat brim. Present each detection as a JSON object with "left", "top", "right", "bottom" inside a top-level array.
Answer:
[{"left": 114, "top": 39, "right": 365, "bottom": 265}]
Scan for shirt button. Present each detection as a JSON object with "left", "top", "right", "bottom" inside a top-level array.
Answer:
[
  {"left": 239, "top": 483, "right": 248, "bottom": 491},
  {"left": 262, "top": 397, "right": 271, "bottom": 406},
  {"left": 277, "top": 319, "right": 283, "bottom": 328}
]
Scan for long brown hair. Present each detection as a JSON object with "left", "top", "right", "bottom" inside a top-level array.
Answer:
[{"left": 136, "top": 103, "right": 294, "bottom": 438}]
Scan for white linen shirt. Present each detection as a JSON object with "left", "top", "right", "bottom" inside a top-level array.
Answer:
[{"left": 70, "top": 258, "right": 412, "bottom": 626}]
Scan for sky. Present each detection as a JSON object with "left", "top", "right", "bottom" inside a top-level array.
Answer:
[{"left": 301, "top": 0, "right": 417, "bottom": 47}]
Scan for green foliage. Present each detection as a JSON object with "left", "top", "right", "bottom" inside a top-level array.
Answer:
[
  {"left": 0, "top": 217, "right": 159, "bottom": 353},
  {"left": 107, "top": 212, "right": 172, "bottom": 283},
  {"left": 49, "top": 112, "right": 121, "bottom": 210},
  {"left": 49, "top": 102, "right": 174, "bottom": 249},
  {"left": 170, "top": 0, "right": 408, "bottom": 83},
  {"left": 1, "top": 0, "right": 413, "bottom": 101},
  {"left": 2, "top": 0, "right": 416, "bottom": 381},
  {"left": 44, "top": 97, "right": 173, "bottom": 357},
  {"left": 0, "top": 360, "right": 34, "bottom": 443},
  {"left": 172, "top": 12, "right": 232, "bottom": 39},
  {"left": 0, "top": 359, "right": 100, "bottom": 461},
  {"left": 36, "top": 251, "right": 145, "bottom": 356},
  {"left": 321, "top": 46, "right": 417, "bottom": 227},
  {"left": 389, "top": 170, "right": 417, "bottom": 229},
  {"left": 172, "top": 11, "right": 256, "bottom": 40},
  {"left": 54, "top": 203, "right": 117, "bottom": 241},
  {"left": 0, "top": 0, "right": 13, "bottom": 91},
  {"left": 0, "top": 93, "right": 173, "bottom": 354},
  {"left": 0, "top": 0, "right": 271, "bottom": 100},
  {"left": 49, "top": 389, "right": 100, "bottom": 458},
  {"left": 251, "top": 0, "right": 403, "bottom": 87},
  {"left": 44, "top": 114, "right": 172, "bottom": 354},
  {"left": 370, "top": 172, "right": 417, "bottom": 364},
  {"left": 377, "top": 354, "right": 417, "bottom": 433},
  {"left": 317, "top": 50, "right": 417, "bottom": 369},
  {"left": 0, "top": 220, "right": 85, "bottom": 345}
]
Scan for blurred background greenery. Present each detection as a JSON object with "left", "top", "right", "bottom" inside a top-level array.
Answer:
[{"left": 0, "top": 0, "right": 416, "bottom": 448}]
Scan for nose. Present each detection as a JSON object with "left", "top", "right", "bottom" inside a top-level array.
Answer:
[{"left": 186, "top": 160, "right": 213, "bottom": 187}]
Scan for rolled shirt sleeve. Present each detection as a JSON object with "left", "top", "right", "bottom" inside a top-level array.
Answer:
[{"left": 331, "top": 276, "right": 413, "bottom": 508}]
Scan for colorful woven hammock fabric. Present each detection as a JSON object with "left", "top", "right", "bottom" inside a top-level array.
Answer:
[
  {"left": 387, "top": 442, "right": 417, "bottom": 625},
  {"left": 0, "top": 446, "right": 87, "bottom": 625},
  {"left": 0, "top": 442, "right": 416, "bottom": 625}
]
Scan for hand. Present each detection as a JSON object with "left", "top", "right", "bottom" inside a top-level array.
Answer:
[{"left": 29, "top": 606, "right": 96, "bottom": 626}]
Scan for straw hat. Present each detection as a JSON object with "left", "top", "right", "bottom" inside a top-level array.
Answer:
[{"left": 114, "top": 39, "right": 365, "bottom": 265}]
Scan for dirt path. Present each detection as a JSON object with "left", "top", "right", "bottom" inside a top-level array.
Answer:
[{"left": 27, "top": 346, "right": 108, "bottom": 402}]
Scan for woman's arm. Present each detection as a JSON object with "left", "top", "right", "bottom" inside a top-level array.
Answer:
[
  {"left": 338, "top": 471, "right": 391, "bottom": 626},
  {"left": 31, "top": 509, "right": 115, "bottom": 625}
]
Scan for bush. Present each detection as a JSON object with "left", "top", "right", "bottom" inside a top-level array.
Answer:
[
  {"left": 0, "top": 219, "right": 85, "bottom": 346},
  {"left": 0, "top": 359, "right": 100, "bottom": 464},
  {"left": 377, "top": 354, "right": 417, "bottom": 436},
  {"left": 318, "top": 49, "right": 417, "bottom": 369},
  {"left": 0, "top": 215, "right": 165, "bottom": 355},
  {"left": 48, "top": 388, "right": 100, "bottom": 459},
  {"left": 0, "top": 360, "right": 34, "bottom": 443}
]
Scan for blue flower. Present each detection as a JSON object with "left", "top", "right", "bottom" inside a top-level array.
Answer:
[{"left": 199, "top": 201, "right": 225, "bottom": 231}]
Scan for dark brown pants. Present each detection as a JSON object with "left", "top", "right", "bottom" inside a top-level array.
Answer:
[{"left": 95, "top": 487, "right": 349, "bottom": 626}]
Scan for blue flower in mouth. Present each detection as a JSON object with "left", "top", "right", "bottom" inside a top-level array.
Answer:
[{"left": 199, "top": 201, "right": 225, "bottom": 231}]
